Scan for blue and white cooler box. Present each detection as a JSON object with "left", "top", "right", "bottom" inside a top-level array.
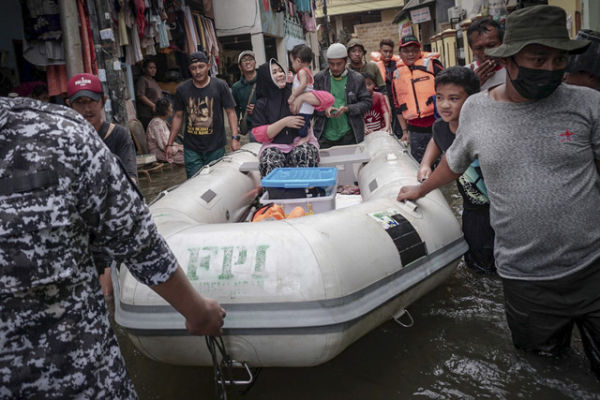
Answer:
[{"left": 260, "top": 167, "right": 338, "bottom": 215}]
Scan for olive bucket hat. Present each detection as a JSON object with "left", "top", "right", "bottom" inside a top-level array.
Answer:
[{"left": 485, "top": 5, "right": 590, "bottom": 58}]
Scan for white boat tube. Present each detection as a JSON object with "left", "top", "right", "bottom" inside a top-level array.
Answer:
[{"left": 113, "top": 132, "right": 467, "bottom": 367}]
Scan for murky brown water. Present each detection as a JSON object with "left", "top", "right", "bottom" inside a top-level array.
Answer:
[{"left": 111, "top": 163, "right": 600, "bottom": 400}]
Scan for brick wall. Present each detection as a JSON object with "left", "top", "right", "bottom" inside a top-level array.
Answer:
[{"left": 353, "top": 21, "right": 400, "bottom": 56}]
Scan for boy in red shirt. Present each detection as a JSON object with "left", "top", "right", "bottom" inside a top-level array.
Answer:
[{"left": 362, "top": 72, "right": 391, "bottom": 134}]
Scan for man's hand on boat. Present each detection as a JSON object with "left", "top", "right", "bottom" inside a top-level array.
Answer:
[
  {"left": 397, "top": 184, "right": 424, "bottom": 202},
  {"left": 151, "top": 266, "right": 226, "bottom": 336},
  {"left": 185, "top": 297, "right": 226, "bottom": 336},
  {"left": 417, "top": 165, "right": 432, "bottom": 182},
  {"left": 397, "top": 156, "right": 462, "bottom": 202}
]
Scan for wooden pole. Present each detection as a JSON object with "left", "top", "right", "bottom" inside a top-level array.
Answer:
[{"left": 59, "top": 0, "right": 84, "bottom": 77}]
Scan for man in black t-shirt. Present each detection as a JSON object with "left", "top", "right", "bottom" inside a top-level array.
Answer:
[{"left": 167, "top": 51, "right": 241, "bottom": 178}]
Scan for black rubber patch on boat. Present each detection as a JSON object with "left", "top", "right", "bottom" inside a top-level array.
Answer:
[
  {"left": 386, "top": 214, "right": 427, "bottom": 266},
  {"left": 369, "top": 179, "right": 378, "bottom": 192},
  {"left": 201, "top": 189, "right": 216, "bottom": 203}
]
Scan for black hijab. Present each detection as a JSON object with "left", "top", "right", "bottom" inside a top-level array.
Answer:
[{"left": 253, "top": 59, "right": 298, "bottom": 144}]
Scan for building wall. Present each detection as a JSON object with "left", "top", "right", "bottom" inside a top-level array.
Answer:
[
  {"left": 354, "top": 21, "right": 400, "bottom": 55},
  {"left": 582, "top": 0, "right": 600, "bottom": 31},
  {"left": 0, "top": 0, "right": 23, "bottom": 74},
  {"left": 381, "top": 8, "right": 402, "bottom": 23},
  {"left": 213, "top": 0, "right": 262, "bottom": 36},
  {"left": 548, "top": 0, "right": 582, "bottom": 37}
]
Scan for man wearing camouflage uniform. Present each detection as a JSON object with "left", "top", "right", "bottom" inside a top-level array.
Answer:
[{"left": 0, "top": 97, "right": 225, "bottom": 398}]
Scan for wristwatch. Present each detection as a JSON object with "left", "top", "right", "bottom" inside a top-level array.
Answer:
[{"left": 232, "top": 135, "right": 241, "bottom": 141}]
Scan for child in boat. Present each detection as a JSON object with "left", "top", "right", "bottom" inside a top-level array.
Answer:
[
  {"left": 362, "top": 72, "right": 391, "bottom": 134},
  {"left": 418, "top": 66, "right": 496, "bottom": 274},
  {"left": 288, "top": 44, "right": 315, "bottom": 137}
]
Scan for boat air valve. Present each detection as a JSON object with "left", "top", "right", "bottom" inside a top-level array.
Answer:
[{"left": 393, "top": 308, "right": 414, "bottom": 328}]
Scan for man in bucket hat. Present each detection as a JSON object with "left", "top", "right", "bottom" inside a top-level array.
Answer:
[
  {"left": 347, "top": 38, "right": 385, "bottom": 93},
  {"left": 398, "top": 5, "right": 600, "bottom": 379}
]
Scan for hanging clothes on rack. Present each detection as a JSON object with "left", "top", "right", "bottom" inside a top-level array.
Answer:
[
  {"left": 118, "top": 7, "right": 130, "bottom": 46},
  {"left": 183, "top": 6, "right": 200, "bottom": 52},
  {"left": 77, "top": 0, "right": 97, "bottom": 74},
  {"left": 134, "top": 0, "right": 146, "bottom": 39},
  {"left": 46, "top": 65, "right": 67, "bottom": 96}
]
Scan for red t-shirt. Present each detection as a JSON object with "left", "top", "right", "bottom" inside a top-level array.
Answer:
[{"left": 364, "top": 91, "right": 388, "bottom": 131}]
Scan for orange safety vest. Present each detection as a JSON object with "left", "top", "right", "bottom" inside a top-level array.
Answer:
[
  {"left": 370, "top": 52, "right": 401, "bottom": 83},
  {"left": 392, "top": 52, "right": 440, "bottom": 121}
]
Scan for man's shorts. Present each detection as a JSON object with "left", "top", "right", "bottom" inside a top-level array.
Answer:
[
  {"left": 184, "top": 147, "right": 225, "bottom": 178},
  {"left": 502, "top": 258, "right": 600, "bottom": 378}
]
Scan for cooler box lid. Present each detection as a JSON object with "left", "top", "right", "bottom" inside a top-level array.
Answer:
[{"left": 261, "top": 167, "right": 338, "bottom": 189}]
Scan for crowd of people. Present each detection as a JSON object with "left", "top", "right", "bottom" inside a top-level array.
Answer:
[{"left": 1, "top": 4, "right": 599, "bottom": 398}]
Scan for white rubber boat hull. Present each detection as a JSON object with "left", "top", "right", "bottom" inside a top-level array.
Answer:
[{"left": 113, "top": 132, "right": 467, "bottom": 367}]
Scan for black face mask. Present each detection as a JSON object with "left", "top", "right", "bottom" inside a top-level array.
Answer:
[{"left": 508, "top": 57, "right": 565, "bottom": 100}]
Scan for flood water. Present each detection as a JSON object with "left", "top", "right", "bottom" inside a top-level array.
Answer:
[{"left": 111, "top": 163, "right": 600, "bottom": 400}]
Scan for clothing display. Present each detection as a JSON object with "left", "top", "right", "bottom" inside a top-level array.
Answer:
[{"left": 18, "top": 0, "right": 220, "bottom": 99}]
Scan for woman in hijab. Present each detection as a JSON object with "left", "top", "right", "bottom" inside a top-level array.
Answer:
[{"left": 252, "top": 59, "right": 334, "bottom": 177}]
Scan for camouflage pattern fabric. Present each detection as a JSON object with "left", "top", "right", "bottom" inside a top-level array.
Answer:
[{"left": 0, "top": 97, "right": 179, "bottom": 399}]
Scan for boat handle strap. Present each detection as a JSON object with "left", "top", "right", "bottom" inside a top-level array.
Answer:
[
  {"left": 218, "top": 360, "right": 254, "bottom": 386},
  {"left": 393, "top": 308, "right": 414, "bottom": 328}
]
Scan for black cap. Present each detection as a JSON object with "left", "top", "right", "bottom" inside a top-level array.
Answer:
[
  {"left": 399, "top": 35, "right": 421, "bottom": 48},
  {"left": 188, "top": 51, "right": 209, "bottom": 65}
]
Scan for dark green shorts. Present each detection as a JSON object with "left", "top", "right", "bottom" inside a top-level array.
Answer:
[{"left": 184, "top": 147, "right": 225, "bottom": 178}]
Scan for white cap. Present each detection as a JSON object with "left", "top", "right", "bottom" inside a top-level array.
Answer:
[{"left": 326, "top": 43, "right": 348, "bottom": 59}]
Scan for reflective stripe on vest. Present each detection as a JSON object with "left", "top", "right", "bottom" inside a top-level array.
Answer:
[{"left": 392, "top": 52, "right": 439, "bottom": 121}]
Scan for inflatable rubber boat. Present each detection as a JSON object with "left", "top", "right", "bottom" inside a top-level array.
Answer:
[{"left": 113, "top": 131, "right": 467, "bottom": 367}]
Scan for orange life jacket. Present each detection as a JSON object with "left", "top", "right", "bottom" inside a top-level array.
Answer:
[
  {"left": 370, "top": 52, "right": 401, "bottom": 83},
  {"left": 392, "top": 52, "right": 440, "bottom": 121}
]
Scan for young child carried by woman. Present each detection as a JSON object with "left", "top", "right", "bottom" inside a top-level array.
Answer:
[{"left": 288, "top": 44, "right": 315, "bottom": 138}]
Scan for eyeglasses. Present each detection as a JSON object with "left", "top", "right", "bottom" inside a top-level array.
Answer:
[{"left": 241, "top": 57, "right": 255, "bottom": 63}]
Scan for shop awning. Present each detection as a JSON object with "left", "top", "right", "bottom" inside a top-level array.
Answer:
[
  {"left": 315, "top": 0, "right": 404, "bottom": 18},
  {"left": 392, "top": 0, "right": 436, "bottom": 23}
]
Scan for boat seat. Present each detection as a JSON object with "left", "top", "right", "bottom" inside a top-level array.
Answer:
[
  {"left": 239, "top": 161, "right": 260, "bottom": 172},
  {"left": 238, "top": 152, "right": 371, "bottom": 178},
  {"left": 319, "top": 152, "right": 371, "bottom": 186}
]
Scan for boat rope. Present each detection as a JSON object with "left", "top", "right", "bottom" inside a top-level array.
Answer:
[{"left": 205, "top": 336, "right": 261, "bottom": 399}]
